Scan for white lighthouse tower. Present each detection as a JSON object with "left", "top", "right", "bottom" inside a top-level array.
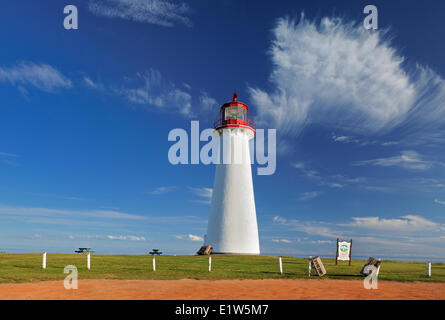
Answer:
[{"left": 205, "top": 93, "right": 260, "bottom": 254}]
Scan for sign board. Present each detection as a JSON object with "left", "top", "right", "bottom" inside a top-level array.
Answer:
[
  {"left": 338, "top": 241, "right": 351, "bottom": 261},
  {"left": 336, "top": 238, "right": 352, "bottom": 265}
]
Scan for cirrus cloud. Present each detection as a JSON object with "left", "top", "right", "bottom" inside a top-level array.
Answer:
[
  {"left": 107, "top": 235, "right": 146, "bottom": 241},
  {"left": 353, "top": 150, "right": 442, "bottom": 170},
  {"left": 272, "top": 214, "right": 445, "bottom": 257},
  {"left": 188, "top": 234, "right": 204, "bottom": 242},
  {"left": 189, "top": 187, "right": 213, "bottom": 204},
  {"left": 88, "top": 0, "right": 192, "bottom": 28},
  {"left": 0, "top": 62, "right": 72, "bottom": 93},
  {"left": 344, "top": 215, "right": 438, "bottom": 231},
  {"left": 298, "top": 191, "right": 321, "bottom": 201},
  {"left": 117, "top": 69, "right": 193, "bottom": 116},
  {"left": 176, "top": 234, "right": 204, "bottom": 242},
  {"left": 146, "top": 186, "right": 176, "bottom": 195},
  {"left": 249, "top": 14, "right": 445, "bottom": 142}
]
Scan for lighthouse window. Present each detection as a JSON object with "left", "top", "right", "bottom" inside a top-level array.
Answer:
[{"left": 225, "top": 106, "right": 246, "bottom": 120}]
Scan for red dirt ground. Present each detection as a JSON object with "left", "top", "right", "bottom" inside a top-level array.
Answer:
[{"left": 0, "top": 279, "right": 444, "bottom": 300}]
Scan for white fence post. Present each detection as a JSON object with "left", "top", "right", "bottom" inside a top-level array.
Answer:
[
  {"left": 87, "top": 252, "right": 91, "bottom": 270},
  {"left": 279, "top": 257, "right": 283, "bottom": 275},
  {"left": 308, "top": 256, "right": 312, "bottom": 277},
  {"left": 209, "top": 256, "right": 212, "bottom": 272},
  {"left": 153, "top": 256, "right": 156, "bottom": 271},
  {"left": 42, "top": 251, "right": 47, "bottom": 269},
  {"left": 427, "top": 262, "right": 432, "bottom": 277}
]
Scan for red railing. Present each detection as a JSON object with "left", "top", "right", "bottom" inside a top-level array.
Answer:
[{"left": 214, "top": 118, "right": 255, "bottom": 130}]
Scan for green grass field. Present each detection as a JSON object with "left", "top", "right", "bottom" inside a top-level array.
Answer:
[{"left": 0, "top": 253, "right": 444, "bottom": 284}]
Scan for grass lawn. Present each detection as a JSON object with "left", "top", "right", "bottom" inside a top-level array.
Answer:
[{"left": 0, "top": 253, "right": 444, "bottom": 284}]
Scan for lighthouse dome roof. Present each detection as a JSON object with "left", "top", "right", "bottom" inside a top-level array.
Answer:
[{"left": 220, "top": 92, "right": 248, "bottom": 110}]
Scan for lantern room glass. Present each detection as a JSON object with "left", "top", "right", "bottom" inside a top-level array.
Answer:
[{"left": 225, "top": 106, "right": 246, "bottom": 121}]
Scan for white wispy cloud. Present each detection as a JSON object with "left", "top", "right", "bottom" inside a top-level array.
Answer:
[
  {"left": 199, "top": 92, "right": 218, "bottom": 112},
  {"left": 311, "top": 240, "right": 333, "bottom": 244},
  {"left": 273, "top": 216, "right": 287, "bottom": 224},
  {"left": 187, "top": 234, "right": 203, "bottom": 242},
  {"left": 291, "top": 162, "right": 304, "bottom": 169},
  {"left": 107, "top": 235, "right": 146, "bottom": 241},
  {"left": 272, "top": 239, "right": 292, "bottom": 243},
  {"left": 273, "top": 214, "right": 443, "bottom": 235},
  {"left": 353, "top": 150, "right": 441, "bottom": 170},
  {"left": 88, "top": 0, "right": 192, "bottom": 27},
  {"left": 293, "top": 224, "right": 338, "bottom": 238},
  {"left": 298, "top": 191, "right": 321, "bottom": 201},
  {"left": 0, "top": 204, "right": 206, "bottom": 229},
  {"left": 360, "top": 185, "right": 392, "bottom": 193},
  {"left": 189, "top": 187, "right": 213, "bottom": 199},
  {"left": 272, "top": 214, "right": 445, "bottom": 257},
  {"left": 292, "top": 163, "right": 365, "bottom": 189},
  {"left": 331, "top": 134, "right": 399, "bottom": 147},
  {"left": 0, "top": 62, "right": 72, "bottom": 93},
  {"left": 344, "top": 215, "right": 438, "bottom": 231},
  {"left": 249, "top": 14, "right": 445, "bottom": 142},
  {"left": 118, "top": 69, "right": 192, "bottom": 116},
  {"left": 330, "top": 175, "right": 367, "bottom": 184},
  {"left": 292, "top": 162, "right": 397, "bottom": 194},
  {"left": 146, "top": 186, "right": 176, "bottom": 195},
  {"left": 332, "top": 135, "right": 352, "bottom": 143},
  {"left": 90, "top": 69, "right": 214, "bottom": 117},
  {"left": 322, "top": 182, "right": 345, "bottom": 188},
  {"left": 174, "top": 234, "right": 204, "bottom": 242},
  {"left": 0, "top": 205, "right": 148, "bottom": 223},
  {"left": 291, "top": 162, "right": 319, "bottom": 178},
  {"left": 83, "top": 76, "right": 104, "bottom": 90},
  {"left": 434, "top": 198, "right": 445, "bottom": 205},
  {"left": 21, "top": 192, "right": 89, "bottom": 202},
  {"left": 189, "top": 187, "right": 213, "bottom": 204},
  {"left": 410, "top": 178, "right": 445, "bottom": 190}
]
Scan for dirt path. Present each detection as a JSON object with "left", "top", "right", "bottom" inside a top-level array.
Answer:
[{"left": 0, "top": 279, "right": 444, "bottom": 300}]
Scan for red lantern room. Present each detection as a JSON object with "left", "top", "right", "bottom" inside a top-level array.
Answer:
[{"left": 214, "top": 92, "right": 255, "bottom": 134}]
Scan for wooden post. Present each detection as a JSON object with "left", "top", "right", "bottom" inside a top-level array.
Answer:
[
  {"left": 87, "top": 252, "right": 91, "bottom": 270},
  {"left": 335, "top": 238, "right": 339, "bottom": 265},
  {"left": 42, "top": 251, "right": 47, "bottom": 269},
  {"left": 427, "top": 262, "right": 432, "bottom": 277},
  {"left": 209, "top": 256, "right": 212, "bottom": 272},
  {"left": 349, "top": 239, "right": 352, "bottom": 266},
  {"left": 153, "top": 256, "right": 156, "bottom": 271},
  {"left": 279, "top": 257, "right": 283, "bottom": 275}
]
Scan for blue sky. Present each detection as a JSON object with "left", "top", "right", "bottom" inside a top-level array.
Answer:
[{"left": 1, "top": 0, "right": 445, "bottom": 259}]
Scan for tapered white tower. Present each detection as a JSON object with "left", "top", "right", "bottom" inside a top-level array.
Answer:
[{"left": 205, "top": 93, "right": 260, "bottom": 254}]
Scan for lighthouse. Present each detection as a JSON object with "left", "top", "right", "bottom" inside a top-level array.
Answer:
[{"left": 205, "top": 93, "right": 260, "bottom": 254}]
